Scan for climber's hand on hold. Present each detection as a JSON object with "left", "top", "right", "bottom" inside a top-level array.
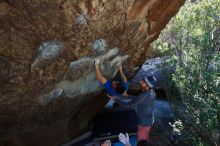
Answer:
[{"left": 95, "top": 58, "right": 100, "bottom": 67}]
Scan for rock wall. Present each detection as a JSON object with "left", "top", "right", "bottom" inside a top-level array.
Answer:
[{"left": 0, "top": 0, "right": 185, "bottom": 146}]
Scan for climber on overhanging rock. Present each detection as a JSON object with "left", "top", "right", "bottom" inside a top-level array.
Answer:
[{"left": 95, "top": 58, "right": 128, "bottom": 108}]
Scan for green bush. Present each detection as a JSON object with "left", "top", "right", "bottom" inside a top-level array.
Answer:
[{"left": 154, "top": 0, "right": 220, "bottom": 145}]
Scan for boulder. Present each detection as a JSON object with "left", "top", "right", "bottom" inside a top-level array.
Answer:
[{"left": 0, "top": 0, "right": 185, "bottom": 146}]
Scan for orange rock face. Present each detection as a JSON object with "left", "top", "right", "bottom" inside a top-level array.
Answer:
[{"left": 0, "top": 0, "right": 185, "bottom": 146}]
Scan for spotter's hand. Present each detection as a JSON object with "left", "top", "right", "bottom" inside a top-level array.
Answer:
[{"left": 119, "top": 133, "right": 130, "bottom": 146}]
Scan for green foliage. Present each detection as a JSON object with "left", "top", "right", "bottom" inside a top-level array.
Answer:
[{"left": 154, "top": 0, "right": 220, "bottom": 145}]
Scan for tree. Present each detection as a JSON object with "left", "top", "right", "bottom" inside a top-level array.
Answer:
[{"left": 154, "top": 0, "right": 220, "bottom": 145}]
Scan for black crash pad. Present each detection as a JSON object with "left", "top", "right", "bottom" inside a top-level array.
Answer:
[{"left": 93, "top": 109, "right": 137, "bottom": 138}]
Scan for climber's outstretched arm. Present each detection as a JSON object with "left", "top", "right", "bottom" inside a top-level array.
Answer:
[
  {"left": 119, "top": 66, "right": 127, "bottom": 82},
  {"left": 95, "top": 59, "right": 107, "bottom": 84},
  {"left": 119, "top": 65, "right": 128, "bottom": 96}
]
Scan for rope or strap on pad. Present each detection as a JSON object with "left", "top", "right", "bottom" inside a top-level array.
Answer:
[{"left": 114, "top": 93, "right": 147, "bottom": 108}]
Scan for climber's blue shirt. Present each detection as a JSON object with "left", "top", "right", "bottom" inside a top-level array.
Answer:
[{"left": 103, "top": 80, "right": 128, "bottom": 96}]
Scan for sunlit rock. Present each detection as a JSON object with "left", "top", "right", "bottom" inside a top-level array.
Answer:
[
  {"left": 58, "top": 47, "right": 129, "bottom": 98},
  {"left": 57, "top": 74, "right": 100, "bottom": 98},
  {"left": 93, "top": 39, "right": 107, "bottom": 55},
  {"left": 31, "top": 41, "right": 63, "bottom": 69},
  {"left": 132, "top": 57, "right": 165, "bottom": 88},
  {"left": 39, "top": 88, "right": 63, "bottom": 105},
  {"left": 65, "top": 58, "right": 94, "bottom": 82},
  {"left": 75, "top": 14, "right": 88, "bottom": 27}
]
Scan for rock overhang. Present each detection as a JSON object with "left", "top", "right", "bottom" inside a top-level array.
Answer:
[{"left": 0, "top": 0, "right": 186, "bottom": 146}]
